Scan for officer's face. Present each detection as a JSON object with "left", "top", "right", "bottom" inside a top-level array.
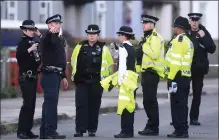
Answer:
[
  {"left": 48, "top": 22, "right": 61, "bottom": 30},
  {"left": 118, "top": 34, "right": 126, "bottom": 43},
  {"left": 87, "top": 33, "right": 99, "bottom": 42},
  {"left": 23, "top": 29, "right": 35, "bottom": 37},
  {"left": 172, "top": 27, "right": 179, "bottom": 35},
  {"left": 142, "top": 22, "right": 153, "bottom": 31},
  {"left": 189, "top": 19, "right": 200, "bottom": 30}
]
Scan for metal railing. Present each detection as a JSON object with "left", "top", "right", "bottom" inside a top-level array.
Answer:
[{"left": 1, "top": 58, "right": 218, "bottom": 67}]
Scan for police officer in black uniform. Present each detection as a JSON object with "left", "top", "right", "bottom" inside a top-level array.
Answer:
[
  {"left": 113, "top": 26, "right": 136, "bottom": 138},
  {"left": 39, "top": 14, "right": 68, "bottom": 139},
  {"left": 187, "top": 13, "right": 216, "bottom": 125},
  {"left": 16, "top": 20, "right": 42, "bottom": 139},
  {"left": 73, "top": 25, "right": 109, "bottom": 137}
]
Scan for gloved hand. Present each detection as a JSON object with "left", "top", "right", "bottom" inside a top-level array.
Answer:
[{"left": 167, "top": 79, "right": 178, "bottom": 95}]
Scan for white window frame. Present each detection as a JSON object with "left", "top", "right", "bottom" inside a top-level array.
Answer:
[
  {"left": 5, "top": 1, "right": 18, "bottom": 20},
  {"left": 39, "top": 1, "right": 53, "bottom": 23},
  {"left": 199, "top": 2, "right": 206, "bottom": 25}
]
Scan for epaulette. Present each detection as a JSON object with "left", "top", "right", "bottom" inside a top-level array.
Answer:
[
  {"left": 178, "top": 35, "right": 183, "bottom": 42},
  {"left": 153, "top": 32, "right": 157, "bottom": 36},
  {"left": 79, "top": 40, "right": 87, "bottom": 45},
  {"left": 97, "top": 41, "right": 105, "bottom": 47}
]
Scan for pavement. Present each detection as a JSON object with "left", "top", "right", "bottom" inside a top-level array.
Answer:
[
  {"left": 0, "top": 78, "right": 218, "bottom": 136},
  {"left": 1, "top": 89, "right": 218, "bottom": 139}
]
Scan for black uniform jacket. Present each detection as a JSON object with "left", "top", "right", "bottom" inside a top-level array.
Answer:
[
  {"left": 16, "top": 34, "right": 41, "bottom": 75},
  {"left": 40, "top": 30, "right": 67, "bottom": 70},
  {"left": 187, "top": 24, "right": 216, "bottom": 74}
]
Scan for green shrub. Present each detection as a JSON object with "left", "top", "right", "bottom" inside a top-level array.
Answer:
[{"left": 0, "top": 87, "right": 21, "bottom": 99}]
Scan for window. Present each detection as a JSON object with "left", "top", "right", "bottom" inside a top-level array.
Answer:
[
  {"left": 3, "top": 1, "right": 17, "bottom": 20},
  {"left": 39, "top": 14, "right": 45, "bottom": 23},
  {"left": 9, "top": 13, "right": 14, "bottom": 20},
  {"left": 10, "top": 1, "right": 14, "bottom": 7},
  {"left": 39, "top": 1, "right": 53, "bottom": 23}
]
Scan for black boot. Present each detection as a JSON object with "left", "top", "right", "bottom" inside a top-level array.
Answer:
[
  {"left": 114, "top": 132, "right": 133, "bottom": 138},
  {"left": 45, "top": 131, "right": 66, "bottom": 139},
  {"left": 27, "top": 131, "right": 39, "bottom": 139},
  {"left": 88, "top": 131, "right": 96, "bottom": 137},
  {"left": 17, "top": 132, "right": 29, "bottom": 139},
  {"left": 167, "top": 131, "right": 189, "bottom": 138},
  {"left": 138, "top": 128, "right": 159, "bottom": 136},
  {"left": 74, "top": 131, "right": 83, "bottom": 137},
  {"left": 190, "top": 120, "right": 201, "bottom": 125}
]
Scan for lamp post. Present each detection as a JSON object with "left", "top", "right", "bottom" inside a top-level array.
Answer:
[{"left": 27, "top": 0, "right": 31, "bottom": 20}]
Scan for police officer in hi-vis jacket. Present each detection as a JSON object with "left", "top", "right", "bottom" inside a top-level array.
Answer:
[{"left": 71, "top": 24, "right": 114, "bottom": 137}]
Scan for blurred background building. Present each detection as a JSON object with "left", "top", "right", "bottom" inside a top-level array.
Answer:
[{"left": 1, "top": 0, "right": 218, "bottom": 90}]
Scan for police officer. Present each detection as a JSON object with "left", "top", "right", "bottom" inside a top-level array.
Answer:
[
  {"left": 165, "top": 16, "right": 194, "bottom": 138},
  {"left": 113, "top": 26, "right": 136, "bottom": 138},
  {"left": 71, "top": 24, "right": 114, "bottom": 137},
  {"left": 187, "top": 13, "right": 216, "bottom": 125},
  {"left": 39, "top": 14, "right": 68, "bottom": 139},
  {"left": 136, "top": 14, "right": 165, "bottom": 136},
  {"left": 16, "top": 20, "right": 42, "bottom": 139}
]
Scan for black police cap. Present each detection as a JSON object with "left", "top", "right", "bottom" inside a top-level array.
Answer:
[
  {"left": 188, "top": 13, "right": 203, "bottom": 20},
  {"left": 172, "top": 16, "right": 190, "bottom": 30},
  {"left": 85, "top": 24, "right": 100, "bottom": 34},
  {"left": 141, "top": 14, "right": 159, "bottom": 23},
  {"left": 116, "top": 26, "right": 135, "bottom": 36},
  {"left": 46, "top": 14, "right": 63, "bottom": 24},
  {"left": 20, "top": 20, "right": 37, "bottom": 30}
]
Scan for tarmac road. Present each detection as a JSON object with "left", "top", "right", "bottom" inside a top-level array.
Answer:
[{"left": 2, "top": 93, "right": 218, "bottom": 139}]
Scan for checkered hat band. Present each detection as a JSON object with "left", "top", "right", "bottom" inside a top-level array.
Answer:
[{"left": 142, "top": 17, "right": 156, "bottom": 23}]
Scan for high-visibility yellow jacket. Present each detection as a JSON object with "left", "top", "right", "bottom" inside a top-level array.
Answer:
[
  {"left": 165, "top": 33, "right": 194, "bottom": 80},
  {"left": 100, "top": 70, "right": 139, "bottom": 115},
  {"left": 136, "top": 29, "right": 165, "bottom": 78},
  {"left": 71, "top": 42, "right": 114, "bottom": 81}
]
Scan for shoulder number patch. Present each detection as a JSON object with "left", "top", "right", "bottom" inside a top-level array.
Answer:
[{"left": 178, "top": 35, "right": 183, "bottom": 42}]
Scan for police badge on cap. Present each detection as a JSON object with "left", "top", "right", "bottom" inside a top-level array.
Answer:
[
  {"left": 188, "top": 13, "right": 203, "bottom": 20},
  {"left": 20, "top": 20, "right": 38, "bottom": 30},
  {"left": 141, "top": 14, "right": 159, "bottom": 24},
  {"left": 85, "top": 24, "right": 101, "bottom": 34},
  {"left": 46, "top": 14, "right": 63, "bottom": 24}
]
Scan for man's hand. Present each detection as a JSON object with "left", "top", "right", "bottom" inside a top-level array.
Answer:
[
  {"left": 49, "top": 27, "right": 59, "bottom": 34},
  {"left": 27, "top": 43, "right": 38, "bottom": 53},
  {"left": 35, "top": 29, "right": 41, "bottom": 36},
  {"left": 62, "top": 78, "right": 68, "bottom": 90},
  {"left": 198, "top": 30, "right": 205, "bottom": 38}
]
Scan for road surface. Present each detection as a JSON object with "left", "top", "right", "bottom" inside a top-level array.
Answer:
[{"left": 2, "top": 93, "right": 218, "bottom": 139}]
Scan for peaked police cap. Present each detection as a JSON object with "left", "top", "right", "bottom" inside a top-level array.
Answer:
[
  {"left": 85, "top": 24, "right": 101, "bottom": 34},
  {"left": 20, "top": 20, "right": 37, "bottom": 30}
]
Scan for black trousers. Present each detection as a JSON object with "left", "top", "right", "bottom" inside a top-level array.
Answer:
[
  {"left": 120, "top": 92, "right": 136, "bottom": 134},
  {"left": 170, "top": 76, "right": 190, "bottom": 133},
  {"left": 141, "top": 70, "right": 160, "bottom": 131},
  {"left": 17, "top": 78, "right": 37, "bottom": 133},
  {"left": 75, "top": 82, "right": 103, "bottom": 133},
  {"left": 190, "top": 71, "right": 205, "bottom": 121}
]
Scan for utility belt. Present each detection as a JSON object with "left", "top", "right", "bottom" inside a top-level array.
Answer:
[
  {"left": 80, "top": 73, "right": 100, "bottom": 84},
  {"left": 143, "top": 68, "right": 158, "bottom": 75},
  {"left": 41, "top": 66, "right": 64, "bottom": 77},
  {"left": 19, "top": 70, "right": 37, "bottom": 81}
]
